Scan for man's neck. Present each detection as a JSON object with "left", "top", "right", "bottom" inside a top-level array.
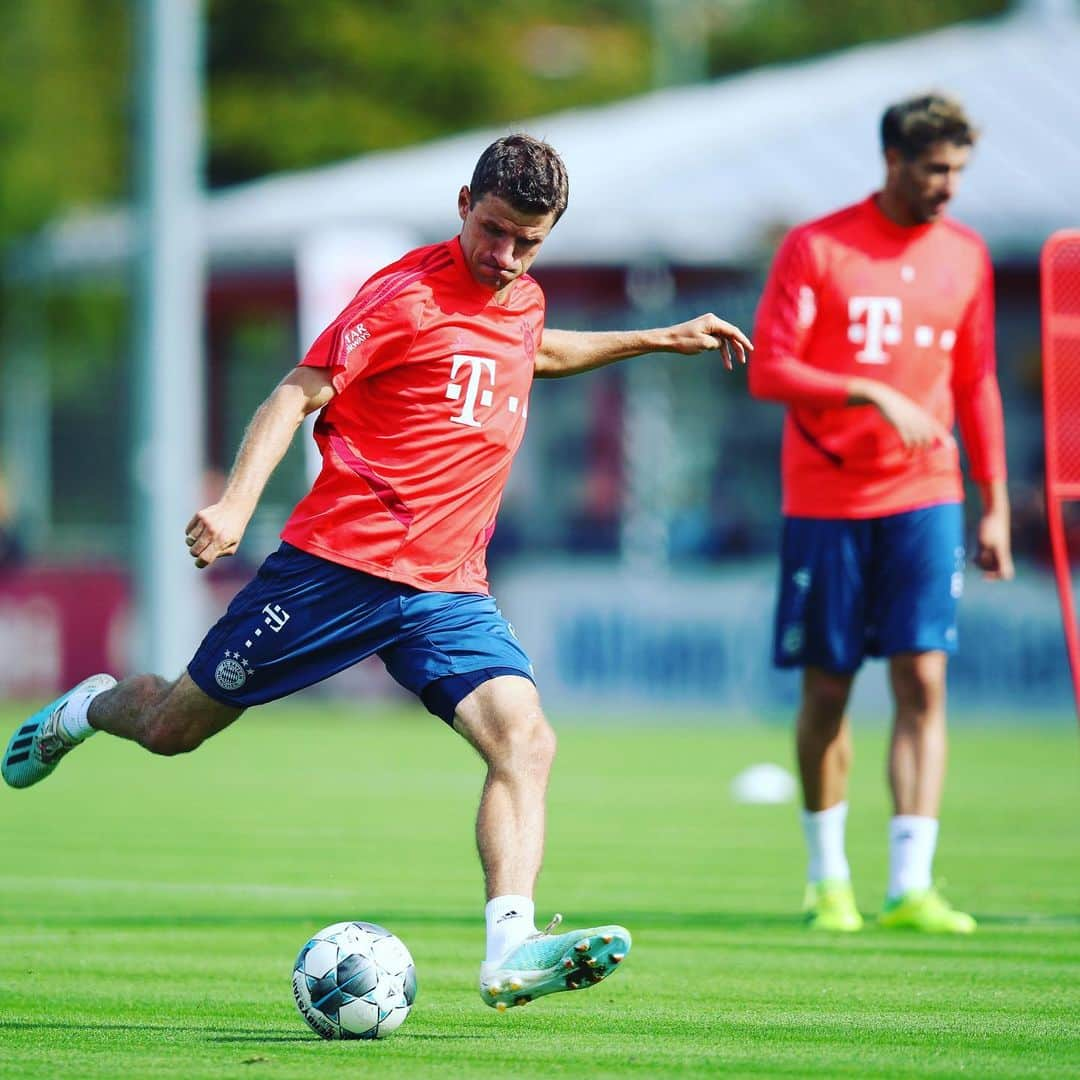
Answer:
[{"left": 874, "top": 190, "right": 918, "bottom": 228}]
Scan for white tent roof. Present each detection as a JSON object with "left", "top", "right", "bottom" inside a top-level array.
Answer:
[{"left": 15, "top": 4, "right": 1080, "bottom": 277}]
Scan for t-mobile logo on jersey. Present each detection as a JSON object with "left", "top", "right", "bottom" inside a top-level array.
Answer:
[
  {"left": 446, "top": 355, "right": 497, "bottom": 428},
  {"left": 848, "top": 296, "right": 902, "bottom": 364}
]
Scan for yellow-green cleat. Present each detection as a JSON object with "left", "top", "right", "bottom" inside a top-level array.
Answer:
[
  {"left": 878, "top": 888, "right": 976, "bottom": 934},
  {"left": 802, "top": 879, "right": 864, "bottom": 932}
]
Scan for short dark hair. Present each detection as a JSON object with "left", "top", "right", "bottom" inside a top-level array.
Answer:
[
  {"left": 880, "top": 93, "right": 977, "bottom": 160},
  {"left": 469, "top": 134, "right": 569, "bottom": 222}
]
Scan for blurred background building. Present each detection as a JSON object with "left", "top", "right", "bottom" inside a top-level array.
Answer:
[{"left": 1, "top": 0, "right": 1077, "bottom": 712}]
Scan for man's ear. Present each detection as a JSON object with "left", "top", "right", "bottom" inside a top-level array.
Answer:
[{"left": 458, "top": 185, "right": 472, "bottom": 223}]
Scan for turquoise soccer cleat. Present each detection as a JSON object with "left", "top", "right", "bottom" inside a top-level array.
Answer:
[
  {"left": 479, "top": 914, "right": 632, "bottom": 1011},
  {"left": 2, "top": 674, "right": 117, "bottom": 789}
]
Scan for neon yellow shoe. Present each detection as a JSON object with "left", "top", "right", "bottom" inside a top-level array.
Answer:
[
  {"left": 879, "top": 888, "right": 976, "bottom": 934},
  {"left": 802, "top": 880, "right": 864, "bottom": 932}
]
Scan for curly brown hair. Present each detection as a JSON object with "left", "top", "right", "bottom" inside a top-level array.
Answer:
[{"left": 469, "top": 134, "right": 569, "bottom": 222}]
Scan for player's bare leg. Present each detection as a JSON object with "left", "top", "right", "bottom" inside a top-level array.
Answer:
[
  {"left": 453, "top": 674, "right": 554, "bottom": 901},
  {"left": 796, "top": 667, "right": 862, "bottom": 930},
  {"left": 454, "top": 675, "right": 631, "bottom": 1009},
  {"left": 88, "top": 672, "right": 243, "bottom": 756},
  {"left": 797, "top": 667, "right": 855, "bottom": 812},
  {"left": 3, "top": 671, "right": 241, "bottom": 789},
  {"left": 880, "top": 649, "right": 973, "bottom": 932},
  {"left": 887, "top": 651, "right": 947, "bottom": 817}
]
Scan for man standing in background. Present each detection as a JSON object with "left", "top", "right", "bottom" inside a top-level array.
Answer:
[{"left": 749, "top": 94, "right": 1012, "bottom": 933}]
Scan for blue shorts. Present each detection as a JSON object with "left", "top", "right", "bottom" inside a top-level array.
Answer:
[
  {"left": 188, "top": 543, "right": 534, "bottom": 723},
  {"left": 773, "top": 503, "right": 964, "bottom": 673}
]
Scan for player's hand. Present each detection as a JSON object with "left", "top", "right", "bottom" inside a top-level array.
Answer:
[
  {"left": 663, "top": 313, "right": 753, "bottom": 370},
  {"left": 868, "top": 384, "right": 954, "bottom": 451},
  {"left": 974, "top": 509, "right": 1015, "bottom": 581},
  {"left": 184, "top": 502, "right": 251, "bottom": 569}
]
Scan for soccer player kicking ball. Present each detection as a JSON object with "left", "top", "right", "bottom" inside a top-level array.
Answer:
[
  {"left": 2, "top": 135, "right": 751, "bottom": 1008},
  {"left": 749, "top": 94, "right": 1012, "bottom": 934}
]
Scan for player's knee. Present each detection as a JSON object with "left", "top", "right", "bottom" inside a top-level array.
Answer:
[
  {"left": 891, "top": 655, "right": 946, "bottom": 715},
  {"left": 138, "top": 714, "right": 207, "bottom": 757},
  {"left": 491, "top": 710, "right": 556, "bottom": 778},
  {"left": 136, "top": 687, "right": 212, "bottom": 756},
  {"left": 530, "top": 713, "right": 557, "bottom": 768},
  {"left": 510, "top": 708, "right": 556, "bottom": 760},
  {"left": 802, "top": 670, "right": 852, "bottom": 723}
]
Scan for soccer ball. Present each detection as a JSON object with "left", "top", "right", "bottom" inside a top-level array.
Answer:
[{"left": 292, "top": 921, "right": 417, "bottom": 1039}]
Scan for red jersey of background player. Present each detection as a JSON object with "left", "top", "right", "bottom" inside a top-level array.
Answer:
[
  {"left": 750, "top": 195, "right": 1006, "bottom": 518},
  {"left": 281, "top": 237, "right": 544, "bottom": 593}
]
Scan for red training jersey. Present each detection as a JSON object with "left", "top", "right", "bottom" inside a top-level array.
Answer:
[
  {"left": 281, "top": 237, "right": 544, "bottom": 593},
  {"left": 749, "top": 195, "right": 1006, "bottom": 518}
]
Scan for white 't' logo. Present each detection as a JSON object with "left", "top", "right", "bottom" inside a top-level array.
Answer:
[
  {"left": 848, "top": 296, "right": 902, "bottom": 364},
  {"left": 446, "top": 355, "right": 497, "bottom": 428},
  {"left": 262, "top": 603, "right": 290, "bottom": 632}
]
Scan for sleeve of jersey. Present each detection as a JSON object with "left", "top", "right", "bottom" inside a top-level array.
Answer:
[
  {"left": 747, "top": 229, "right": 850, "bottom": 409},
  {"left": 951, "top": 249, "right": 1007, "bottom": 483},
  {"left": 298, "top": 290, "right": 421, "bottom": 393}
]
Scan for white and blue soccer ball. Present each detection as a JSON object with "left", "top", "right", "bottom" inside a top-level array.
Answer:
[{"left": 292, "top": 921, "right": 417, "bottom": 1039}]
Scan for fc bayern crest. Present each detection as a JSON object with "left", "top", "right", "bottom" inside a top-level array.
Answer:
[{"left": 215, "top": 654, "right": 250, "bottom": 691}]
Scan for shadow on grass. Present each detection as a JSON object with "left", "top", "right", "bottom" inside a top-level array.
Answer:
[
  {"left": 207, "top": 1030, "right": 497, "bottom": 1044},
  {"left": 22, "top": 907, "right": 1080, "bottom": 938},
  {"left": 208, "top": 1033, "right": 495, "bottom": 1045},
  {"left": 1, "top": 1019, "right": 497, "bottom": 1045},
  {"left": 0, "top": 1020, "right": 306, "bottom": 1040},
  {"left": 972, "top": 912, "right": 1080, "bottom": 928},
  {"left": 370, "top": 1032, "right": 497, "bottom": 1042},
  {"left": 57, "top": 909, "right": 805, "bottom": 933},
  {"left": 205, "top": 1033, "right": 331, "bottom": 1044}
]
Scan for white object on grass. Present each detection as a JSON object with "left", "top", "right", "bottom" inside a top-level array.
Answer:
[{"left": 731, "top": 763, "right": 797, "bottom": 805}]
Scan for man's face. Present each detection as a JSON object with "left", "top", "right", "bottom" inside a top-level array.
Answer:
[
  {"left": 457, "top": 188, "right": 557, "bottom": 294},
  {"left": 885, "top": 140, "right": 971, "bottom": 225}
]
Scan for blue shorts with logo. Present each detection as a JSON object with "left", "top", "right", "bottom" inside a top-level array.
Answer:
[
  {"left": 772, "top": 502, "right": 964, "bottom": 674},
  {"left": 188, "top": 543, "right": 534, "bottom": 723}
]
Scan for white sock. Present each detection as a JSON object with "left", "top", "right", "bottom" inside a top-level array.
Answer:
[
  {"left": 484, "top": 895, "right": 536, "bottom": 964},
  {"left": 801, "top": 801, "right": 851, "bottom": 884},
  {"left": 58, "top": 687, "right": 108, "bottom": 743},
  {"left": 888, "top": 815, "right": 939, "bottom": 899}
]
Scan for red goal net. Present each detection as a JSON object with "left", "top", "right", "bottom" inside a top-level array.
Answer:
[{"left": 1041, "top": 229, "right": 1080, "bottom": 722}]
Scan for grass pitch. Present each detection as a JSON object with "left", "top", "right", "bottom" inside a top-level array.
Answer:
[{"left": 1, "top": 700, "right": 1077, "bottom": 1079}]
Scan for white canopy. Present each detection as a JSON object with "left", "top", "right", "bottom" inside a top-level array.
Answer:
[{"left": 16, "top": 3, "right": 1080, "bottom": 277}]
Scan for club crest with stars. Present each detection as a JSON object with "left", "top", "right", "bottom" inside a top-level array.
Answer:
[{"left": 214, "top": 650, "right": 254, "bottom": 691}]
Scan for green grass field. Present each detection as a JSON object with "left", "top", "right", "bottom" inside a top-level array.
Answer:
[{"left": 1, "top": 701, "right": 1078, "bottom": 1079}]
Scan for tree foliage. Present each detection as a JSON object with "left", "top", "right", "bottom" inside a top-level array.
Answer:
[
  {"left": 0, "top": 0, "right": 130, "bottom": 244},
  {"left": 205, "top": 0, "right": 651, "bottom": 185},
  {"left": 0, "top": 0, "right": 1010, "bottom": 246},
  {"left": 705, "top": 0, "right": 1009, "bottom": 73}
]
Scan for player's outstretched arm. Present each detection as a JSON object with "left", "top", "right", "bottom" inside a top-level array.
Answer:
[
  {"left": 535, "top": 313, "right": 752, "bottom": 379},
  {"left": 185, "top": 366, "right": 336, "bottom": 569}
]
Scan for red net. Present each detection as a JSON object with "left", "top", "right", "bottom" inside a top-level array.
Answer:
[
  {"left": 1041, "top": 230, "right": 1080, "bottom": 721},
  {"left": 1043, "top": 231, "right": 1080, "bottom": 494}
]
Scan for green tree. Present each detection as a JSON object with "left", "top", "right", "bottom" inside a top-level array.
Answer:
[
  {"left": 0, "top": 0, "right": 1011, "bottom": 246},
  {"left": 0, "top": 0, "right": 129, "bottom": 245},
  {"left": 205, "top": 0, "right": 651, "bottom": 185}
]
